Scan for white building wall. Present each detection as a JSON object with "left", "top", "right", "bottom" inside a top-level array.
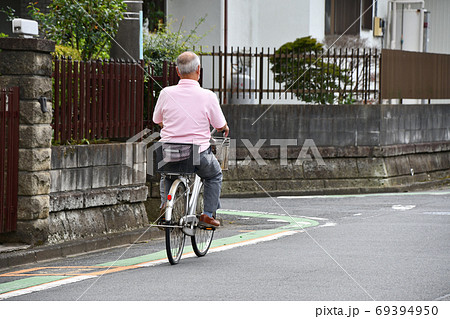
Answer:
[
  {"left": 167, "top": 0, "right": 318, "bottom": 50},
  {"left": 166, "top": 0, "right": 449, "bottom": 53},
  {"left": 166, "top": 0, "right": 223, "bottom": 50},
  {"left": 227, "top": 0, "right": 257, "bottom": 48},
  {"left": 425, "top": 0, "right": 450, "bottom": 54},
  {"left": 359, "top": 0, "right": 388, "bottom": 49},
  {"left": 309, "top": 0, "right": 325, "bottom": 41},
  {"left": 376, "top": 0, "right": 390, "bottom": 20},
  {"left": 227, "top": 0, "right": 312, "bottom": 49},
  {"left": 165, "top": 0, "right": 449, "bottom": 104}
]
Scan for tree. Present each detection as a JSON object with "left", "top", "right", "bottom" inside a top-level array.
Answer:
[
  {"left": 270, "top": 36, "right": 352, "bottom": 104},
  {"left": 28, "top": 0, "right": 126, "bottom": 60},
  {"left": 143, "top": 16, "right": 209, "bottom": 73}
]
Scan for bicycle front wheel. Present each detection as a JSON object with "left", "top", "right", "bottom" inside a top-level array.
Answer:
[
  {"left": 191, "top": 185, "right": 215, "bottom": 257},
  {"left": 165, "top": 180, "right": 187, "bottom": 265}
]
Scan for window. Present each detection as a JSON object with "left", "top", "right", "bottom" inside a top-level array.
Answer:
[
  {"left": 362, "top": 0, "right": 373, "bottom": 30},
  {"left": 325, "top": 0, "right": 363, "bottom": 35},
  {"left": 143, "top": 0, "right": 166, "bottom": 31}
]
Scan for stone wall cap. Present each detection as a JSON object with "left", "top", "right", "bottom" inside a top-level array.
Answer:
[{"left": 0, "top": 38, "right": 55, "bottom": 53}]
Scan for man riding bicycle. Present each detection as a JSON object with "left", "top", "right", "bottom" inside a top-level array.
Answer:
[{"left": 153, "top": 51, "right": 229, "bottom": 227}]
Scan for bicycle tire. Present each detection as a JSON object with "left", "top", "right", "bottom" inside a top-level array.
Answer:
[
  {"left": 165, "top": 180, "right": 187, "bottom": 265},
  {"left": 191, "top": 185, "right": 215, "bottom": 257}
]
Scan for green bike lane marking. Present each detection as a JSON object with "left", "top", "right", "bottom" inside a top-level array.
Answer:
[
  {"left": 0, "top": 276, "right": 68, "bottom": 295},
  {"left": 0, "top": 210, "right": 318, "bottom": 298},
  {"left": 98, "top": 210, "right": 318, "bottom": 267}
]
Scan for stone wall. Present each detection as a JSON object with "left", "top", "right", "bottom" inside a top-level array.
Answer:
[
  {"left": 0, "top": 38, "right": 151, "bottom": 246},
  {"left": 216, "top": 104, "right": 450, "bottom": 196},
  {"left": 0, "top": 38, "right": 54, "bottom": 244},
  {"left": 222, "top": 142, "right": 450, "bottom": 196},
  {"left": 49, "top": 143, "right": 148, "bottom": 243}
]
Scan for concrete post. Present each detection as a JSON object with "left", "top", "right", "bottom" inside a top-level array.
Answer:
[
  {"left": 0, "top": 38, "right": 55, "bottom": 245},
  {"left": 110, "top": 0, "right": 143, "bottom": 61}
]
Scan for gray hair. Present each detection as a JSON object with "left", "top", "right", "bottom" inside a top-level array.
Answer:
[{"left": 176, "top": 51, "right": 200, "bottom": 75}]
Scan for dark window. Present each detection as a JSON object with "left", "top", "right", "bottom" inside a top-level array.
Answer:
[
  {"left": 143, "top": 0, "right": 166, "bottom": 31},
  {"left": 361, "top": 0, "right": 373, "bottom": 30},
  {"left": 325, "top": 0, "right": 361, "bottom": 35},
  {"left": 325, "top": 0, "right": 334, "bottom": 34}
]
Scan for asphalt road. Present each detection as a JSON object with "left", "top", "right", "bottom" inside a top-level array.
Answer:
[{"left": 1, "top": 188, "right": 449, "bottom": 303}]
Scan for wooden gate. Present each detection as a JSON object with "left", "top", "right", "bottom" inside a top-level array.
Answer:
[{"left": 0, "top": 87, "right": 19, "bottom": 233}]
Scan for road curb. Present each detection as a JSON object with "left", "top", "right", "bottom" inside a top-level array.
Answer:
[{"left": 0, "top": 226, "right": 164, "bottom": 271}]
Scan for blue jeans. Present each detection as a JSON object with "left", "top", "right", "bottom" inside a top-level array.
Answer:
[{"left": 160, "top": 147, "right": 222, "bottom": 214}]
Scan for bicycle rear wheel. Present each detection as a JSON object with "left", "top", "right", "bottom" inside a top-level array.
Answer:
[
  {"left": 191, "top": 185, "right": 215, "bottom": 257},
  {"left": 165, "top": 180, "right": 187, "bottom": 265}
]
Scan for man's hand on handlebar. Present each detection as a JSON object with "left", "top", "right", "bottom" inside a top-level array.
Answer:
[{"left": 217, "top": 124, "right": 229, "bottom": 137}]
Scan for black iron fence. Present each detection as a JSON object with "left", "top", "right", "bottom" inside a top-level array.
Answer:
[{"left": 198, "top": 46, "right": 381, "bottom": 105}]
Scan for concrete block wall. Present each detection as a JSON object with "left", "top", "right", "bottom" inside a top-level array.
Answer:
[
  {"left": 146, "top": 103, "right": 449, "bottom": 199},
  {"left": 221, "top": 142, "right": 450, "bottom": 196},
  {"left": 218, "top": 104, "right": 450, "bottom": 196},
  {"left": 380, "top": 105, "right": 450, "bottom": 145},
  {"left": 224, "top": 104, "right": 450, "bottom": 147},
  {"left": 49, "top": 143, "right": 149, "bottom": 243}
]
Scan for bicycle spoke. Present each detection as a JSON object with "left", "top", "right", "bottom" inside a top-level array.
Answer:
[
  {"left": 191, "top": 184, "right": 214, "bottom": 257},
  {"left": 165, "top": 181, "right": 186, "bottom": 265}
]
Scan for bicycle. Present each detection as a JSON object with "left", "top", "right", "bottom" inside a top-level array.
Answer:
[{"left": 154, "top": 131, "right": 229, "bottom": 265}]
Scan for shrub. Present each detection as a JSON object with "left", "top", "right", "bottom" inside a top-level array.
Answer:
[
  {"left": 270, "top": 36, "right": 352, "bottom": 104},
  {"left": 28, "top": 0, "right": 126, "bottom": 60},
  {"left": 143, "top": 16, "right": 209, "bottom": 73}
]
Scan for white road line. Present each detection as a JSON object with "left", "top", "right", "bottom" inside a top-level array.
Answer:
[
  {"left": 423, "top": 212, "right": 450, "bottom": 216},
  {"left": 278, "top": 190, "right": 450, "bottom": 199},
  {"left": 318, "top": 222, "right": 337, "bottom": 228},
  {"left": 209, "top": 230, "right": 300, "bottom": 253},
  {"left": 391, "top": 205, "right": 416, "bottom": 210},
  {"left": 434, "top": 293, "right": 450, "bottom": 301},
  {"left": 297, "top": 216, "right": 329, "bottom": 221}
]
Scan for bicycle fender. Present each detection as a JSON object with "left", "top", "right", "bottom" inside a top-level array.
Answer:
[{"left": 165, "top": 178, "right": 188, "bottom": 222}]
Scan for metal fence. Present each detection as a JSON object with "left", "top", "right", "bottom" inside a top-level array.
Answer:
[
  {"left": 53, "top": 58, "right": 183, "bottom": 141},
  {"left": 54, "top": 48, "right": 450, "bottom": 142},
  {"left": 0, "top": 87, "right": 19, "bottom": 233},
  {"left": 198, "top": 46, "right": 381, "bottom": 105},
  {"left": 53, "top": 58, "right": 145, "bottom": 143}
]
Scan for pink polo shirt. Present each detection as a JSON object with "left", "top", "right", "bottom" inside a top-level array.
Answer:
[{"left": 153, "top": 79, "right": 227, "bottom": 152}]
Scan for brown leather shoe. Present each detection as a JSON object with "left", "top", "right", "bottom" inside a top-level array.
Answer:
[{"left": 199, "top": 214, "right": 220, "bottom": 227}]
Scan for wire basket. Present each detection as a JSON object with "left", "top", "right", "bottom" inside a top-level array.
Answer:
[{"left": 211, "top": 137, "right": 230, "bottom": 170}]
